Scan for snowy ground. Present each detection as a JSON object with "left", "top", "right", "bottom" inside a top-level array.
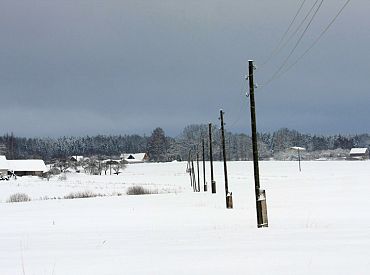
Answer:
[{"left": 1, "top": 161, "right": 370, "bottom": 275}]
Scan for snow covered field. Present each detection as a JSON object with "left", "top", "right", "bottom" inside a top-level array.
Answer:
[{"left": 1, "top": 161, "right": 370, "bottom": 275}]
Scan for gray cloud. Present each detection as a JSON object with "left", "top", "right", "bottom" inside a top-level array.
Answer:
[{"left": 0, "top": 0, "right": 369, "bottom": 137}]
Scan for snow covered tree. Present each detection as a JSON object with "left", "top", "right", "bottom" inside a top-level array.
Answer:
[{"left": 147, "top": 127, "right": 168, "bottom": 162}]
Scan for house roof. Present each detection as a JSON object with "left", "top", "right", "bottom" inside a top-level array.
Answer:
[
  {"left": 120, "top": 153, "right": 148, "bottom": 163},
  {"left": 121, "top": 153, "right": 147, "bottom": 160},
  {"left": 7, "top": 160, "right": 47, "bottom": 172},
  {"left": 290, "top": 147, "right": 306, "bottom": 151},
  {"left": 350, "top": 148, "right": 369, "bottom": 155},
  {"left": 70, "top": 156, "right": 84, "bottom": 161},
  {"left": 102, "top": 159, "right": 120, "bottom": 164},
  {"left": 0, "top": 155, "right": 8, "bottom": 170}
]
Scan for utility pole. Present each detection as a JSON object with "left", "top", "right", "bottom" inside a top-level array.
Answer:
[
  {"left": 191, "top": 159, "right": 196, "bottom": 192},
  {"left": 248, "top": 60, "right": 268, "bottom": 227},
  {"left": 220, "top": 110, "right": 233, "bottom": 209},
  {"left": 290, "top": 146, "right": 305, "bottom": 172},
  {"left": 188, "top": 150, "right": 193, "bottom": 188},
  {"left": 196, "top": 151, "right": 200, "bottom": 192},
  {"left": 202, "top": 139, "right": 207, "bottom": 192},
  {"left": 209, "top": 123, "right": 216, "bottom": 193}
]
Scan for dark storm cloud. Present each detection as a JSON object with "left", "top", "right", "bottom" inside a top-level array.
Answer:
[{"left": 0, "top": 0, "right": 368, "bottom": 137}]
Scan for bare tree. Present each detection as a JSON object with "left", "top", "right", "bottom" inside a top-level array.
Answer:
[
  {"left": 112, "top": 163, "right": 121, "bottom": 175},
  {"left": 54, "top": 160, "right": 70, "bottom": 173},
  {"left": 101, "top": 162, "right": 109, "bottom": 175}
]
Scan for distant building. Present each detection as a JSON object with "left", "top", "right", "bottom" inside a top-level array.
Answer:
[
  {"left": 0, "top": 155, "right": 48, "bottom": 177},
  {"left": 349, "top": 148, "right": 369, "bottom": 160},
  {"left": 0, "top": 155, "right": 8, "bottom": 176},
  {"left": 120, "top": 153, "right": 149, "bottom": 164},
  {"left": 70, "top": 156, "right": 84, "bottom": 162},
  {"left": 102, "top": 159, "right": 121, "bottom": 165},
  {"left": 7, "top": 159, "right": 48, "bottom": 176}
]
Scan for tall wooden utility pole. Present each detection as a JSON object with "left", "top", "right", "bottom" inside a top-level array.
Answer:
[
  {"left": 220, "top": 110, "right": 233, "bottom": 209},
  {"left": 196, "top": 151, "right": 200, "bottom": 192},
  {"left": 202, "top": 139, "right": 207, "bottom": 192},
  {"left": 188, "top": 150, "right": 193, "bottom": 188},
  {"left": 290, "top": 146, "right": 306, "bottom": 172},
  {"left": 209, "top": 123, "right": 216, "bottom": 193},
  {"left": 191, "top": 159, "right": 196, "bottom": 192},
  {"left": 248, "top": 60, "right": 268, "bottom": 227}
]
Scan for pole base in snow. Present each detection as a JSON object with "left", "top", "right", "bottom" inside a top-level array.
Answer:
[
  {"left": 211, "top": 180, "right": 216, "bottom": 194},
  {"left": 257, "top": 189, "right": 268, "bottom": 227},
  {"left": 226, "top": 193, "right": 233, "bottom": 209}
]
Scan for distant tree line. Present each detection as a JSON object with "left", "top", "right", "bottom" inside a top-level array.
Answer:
[{"left": 1, "top": 126, "right": 370, "bottom": 162}]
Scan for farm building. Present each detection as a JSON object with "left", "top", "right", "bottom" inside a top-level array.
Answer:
[
  {"left": 102, "top": 159, "right": 121, "bottom": 165},
  {"left": 349, "top": 148, "right": 369, "bottom": 160},
  {"left": 0, "top": 155, "right": 8, "bottom": 177},
  {"left": 7, "top": 159, "right": 48, "bottom": 176},
  {"left": 120, "top": 153, "right": 149, "bottom": 164},
  {"left": 70, "top": 156, "right": 84, "bottom": 162}
]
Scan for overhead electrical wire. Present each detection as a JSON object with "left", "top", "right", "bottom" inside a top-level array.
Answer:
[
  {"left": 263, "top": 0, "right": 319, "bottom": 67},
  {"left": 260, "top": 0, "right": 324, "bottom": 88},
  {"left": 261, "top": 0, "right": 307, "bottom": 67},
  {"left": 229, "top": 0, "right": 312, "bottom": 129},
  {"left": 279, "top": 0, "right": 351, "bottom": 76},
  {"left": 220, "top": 0, "right": 351, "bottom": 139},
  {"left": 228, "top": 78, "right": 249, "bottom": 128}
]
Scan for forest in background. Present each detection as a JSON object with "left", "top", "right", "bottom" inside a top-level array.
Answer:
[{"left": 1, "top": 125, "right": 370, "bottom": 162}]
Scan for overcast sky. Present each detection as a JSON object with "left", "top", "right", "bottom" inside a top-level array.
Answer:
[{"left": 0, "top": 0, "right": 368, "bottom": 137}]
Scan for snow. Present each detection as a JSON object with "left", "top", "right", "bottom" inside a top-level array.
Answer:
[
  {"left": 70, "top": 156, "right": 84, "bottom": 162},
  {"left": 1, "top": 161, "right": 370, "bottom": 274},
  {"left": 290, "top": 146, "right": 306, "bottom": 151},
  {"left": 6, "top": 159, "right": 47, "bottom": 172},
  {"left": 350, "top": 148, "right": 368, "bottom": 155},
  {"left": 121, "top": 153, "right": 148, "bottom": 163},
  {"left": 0, "top": 155, "right": 8, "bottom": 170}
]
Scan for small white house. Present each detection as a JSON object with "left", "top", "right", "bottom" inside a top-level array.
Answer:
[
  {"left": 120, "top": 153, "right": 149, "bottom": 164},
  {"left": 70, "top": 156, "right": 84, "bottom": 162},
  {"left": 7, "top": 159, "right": 48, "bottom": 176},
  {"left": 0, "top": 155, "right": 8, "bottom": 176},
  {"left": 349, "top": 148, "right": 369, "bottom": 160}
]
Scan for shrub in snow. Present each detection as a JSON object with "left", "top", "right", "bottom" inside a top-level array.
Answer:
[
  {"left": 40, "top": 195, "right": 60, "bottom": 200},
  {"left": 7, "top": 193, "right": 31, "bottom": 203},
  {"left": 126, "top": 186, "right": 157, "bottom": 195},
  {"left": 63, "top": 191, "right": 100, "bottom": 199},
  {"left": 49, "top": 167, "right": 62, "bottom": 176},
  {"left": 58, "top": 173, "right": 67, "bottom": 181}
]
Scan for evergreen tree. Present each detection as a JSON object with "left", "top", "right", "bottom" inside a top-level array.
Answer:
[{"left": 147, "top": 127, "right": 168, "bottom": 162}]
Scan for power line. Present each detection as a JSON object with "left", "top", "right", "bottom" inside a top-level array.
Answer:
[
  {"left": 263, "top": 0, "right": 319, "bottom": 68},
  {"left": 261, "top": 0, "right": 307, "bottom": 67},
  {"left": 228, "top": 78, "right": 249, "bottom": 128},
  {"left": 228, "top": 100, "right": 247, "bottom": 129},
  {"left": 260, "top": 0, "right": 324, "bottom": 88},
  {"left": 280, "top": 0, "right": 351, "bottom": 76}
]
